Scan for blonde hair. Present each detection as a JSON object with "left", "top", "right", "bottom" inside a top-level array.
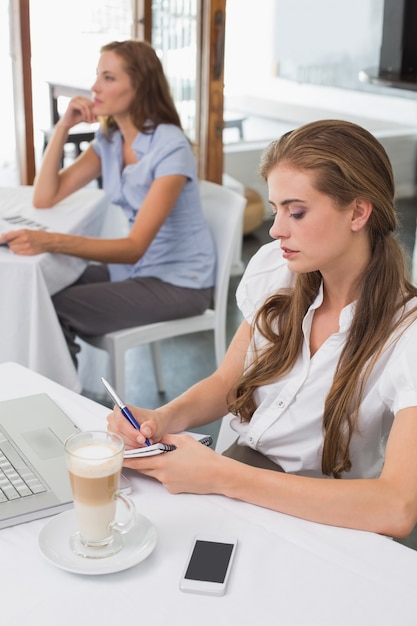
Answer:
[{"left": 228, "top": 120, "right": 417, "bottom": 477}]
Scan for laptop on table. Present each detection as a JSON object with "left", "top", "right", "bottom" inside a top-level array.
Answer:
[{"left": 0, "top": 393, "right": 81, "bottom": 530}]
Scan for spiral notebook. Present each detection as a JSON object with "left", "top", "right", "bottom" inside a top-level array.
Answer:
[{"left": 124, "top": 433, "right": 213, "bottom": 458}]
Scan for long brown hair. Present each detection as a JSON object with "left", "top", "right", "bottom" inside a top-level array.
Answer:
[
  {"left": 99, "top": 39, "right": 182, "bottom": 137},
  {"left": 228, "top": 119, "right": 417, "bottom": 478}
]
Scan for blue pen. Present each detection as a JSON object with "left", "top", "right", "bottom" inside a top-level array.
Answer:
[{"left": 101, "top": 377, "right": 151, "bottom": 446}]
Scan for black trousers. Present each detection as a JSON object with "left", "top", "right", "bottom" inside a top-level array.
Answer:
[
  {"left": 52, "top": 264, "right": 213, "bottom": 365},
  {"left": 222, "top": 440, "right": 285, "bottom": 472}
]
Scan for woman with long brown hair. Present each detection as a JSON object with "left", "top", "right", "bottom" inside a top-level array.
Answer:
[
  {"left": 108, "top": 119, "right": 417, "bottom": 538},
  {"left": 1, "top": 40, "right": 215, "bottom": 365}
]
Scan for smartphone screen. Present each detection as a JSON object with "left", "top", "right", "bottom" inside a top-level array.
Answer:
[
  {"left": 180, "top": 536, "right": 237, "bottom": 595},
  {"left": 184, "top": 540, "right": 234, "bottom": 582}
]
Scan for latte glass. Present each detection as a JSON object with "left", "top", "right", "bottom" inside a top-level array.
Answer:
[{"left": 64, "top": 431, "right": 136, "bottom": 559}]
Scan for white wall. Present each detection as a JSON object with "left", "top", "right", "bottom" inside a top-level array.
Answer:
[
  {"left": 273, "top": 0, "right": 383, "bottom": 89},
  {"left": 223, "top": 0, "right": 417, "bottom": 207}
]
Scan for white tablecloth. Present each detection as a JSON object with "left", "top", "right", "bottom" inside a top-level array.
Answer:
[
  {"left": 0, "top": 186, "right": 116, "bottom": 392},
  {"left": 2, "top": 361, "right": 417, "bottom": 626}
]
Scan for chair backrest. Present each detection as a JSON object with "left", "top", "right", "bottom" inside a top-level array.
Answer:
[
  {"left": 79, "top": 180, "right": 246, "bottom": 396},
  {"left": 215, "top": 414, "right": 237, "bottom": 453},
  {"left": 199, "top": 180, "right": 246, "bottom": 324}
]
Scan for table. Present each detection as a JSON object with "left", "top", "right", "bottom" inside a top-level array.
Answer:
[
  {"left": 2, "top": 361, "right": 417, "bottom": 626},
  {"left": 0, "top": 186, "right": 114, "bottom": 392},
  {"left": 359, "top": 68, "right": 417, "bottom": 92},
  {"left": 42, "top": 82, "right": 100, "bottom": 180},
  {"left": 46, "top": 82, "right": 92, "bottom": 126},
  {"left": 223, "top": 111, "right": 246, "bottom": 140}
]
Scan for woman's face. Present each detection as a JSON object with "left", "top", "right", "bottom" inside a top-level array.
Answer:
[
  {"left": 268, "top": 165, "right": 361, "bottom": 276},
  {"left": 91, "top": 51, "right": 136, "bottom": 118}
]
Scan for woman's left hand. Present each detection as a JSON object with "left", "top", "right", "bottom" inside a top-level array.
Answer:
[
  {"left": 0, "top": 229, "right": 53, "bottom": 255},
  {"left": 123, "top": 433, "right": 222, "bottom": 495}
]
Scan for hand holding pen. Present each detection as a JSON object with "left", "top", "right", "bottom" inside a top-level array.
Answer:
[{"left": 101, "top": 377, "right": 151, "bottom": 446}]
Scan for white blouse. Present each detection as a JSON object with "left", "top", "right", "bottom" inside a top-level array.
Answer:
[{"left": 229, "top": 240, "right": 417, "bottom": 479}]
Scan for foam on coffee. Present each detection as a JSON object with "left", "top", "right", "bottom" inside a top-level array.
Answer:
[{"left": 68, "top": 443, "right": 121, "bottom": 478}]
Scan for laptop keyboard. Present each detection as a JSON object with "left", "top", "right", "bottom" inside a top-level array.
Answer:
[{"left": 0, "top": 432, "right": 47, "bottom": 502}]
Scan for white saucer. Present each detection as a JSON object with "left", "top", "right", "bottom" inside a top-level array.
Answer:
[{"left": 38, "top": 509, "right": 157, "bottom": 575}]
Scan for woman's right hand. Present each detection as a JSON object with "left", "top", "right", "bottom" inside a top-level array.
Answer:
[
  {"left": 107, "top": 405, "right": 168, "bottom": 449},
  {"left": 59, "top": 96, "right": 97, "bottom": 129}
]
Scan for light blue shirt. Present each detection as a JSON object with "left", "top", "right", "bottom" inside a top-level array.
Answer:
[{"left": 93, "top": 124, "right": 215, "bottom": 289}]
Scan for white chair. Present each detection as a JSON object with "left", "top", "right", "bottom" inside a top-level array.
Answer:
[
  {"left": 83, "top": 180, "right": 246, "bottom": 397},
  {"left": 215, "top": 414, "right": 237, "bottom": 453}
]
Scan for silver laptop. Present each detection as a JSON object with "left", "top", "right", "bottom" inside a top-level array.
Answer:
[
  {"left": 0, "top": 393, "right": 81, "bottom": 529},
  {"left": 0, "top": 393, "right": 132, "bottom": 531}
]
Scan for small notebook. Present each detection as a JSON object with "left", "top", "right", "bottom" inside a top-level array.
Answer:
[{"left": 124, "top": 433, "right": 213, "bottom": 458}]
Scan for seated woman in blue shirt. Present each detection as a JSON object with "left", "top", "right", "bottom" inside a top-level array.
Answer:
[
  {"left": 2, "top": 40, "right": 215, "bottom": 364},
  {"left": 108, "top": 119, "right": 417, "bottom": 539}
]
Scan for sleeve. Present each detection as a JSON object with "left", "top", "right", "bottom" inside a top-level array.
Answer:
[
  {"left": 379, "top": 319, "right": 417, "bottom": 414},
  {"left": 236, "top": 240, "right": 294, "bottom": 323},
  {"left": 152, "top": 126, "right": 196, "bottom": 180},
  {"left": 91, "top": 128, "right": 105, "bottom": 158},
  {"left": 122, "top": 127, "right": 197, "bottom": 212}
]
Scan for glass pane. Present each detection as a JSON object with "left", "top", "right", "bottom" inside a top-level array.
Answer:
[
  {"left": 0, "top": 2, "right": 18, "bottom": 186},
  {"left": 151, "top": 0, "right": 199, "bottom": 142},
  {"left": 29, "top": 0, "right": 133, "bottom": 168}
]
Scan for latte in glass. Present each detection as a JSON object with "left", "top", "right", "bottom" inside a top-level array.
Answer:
[{"left": 65, "top": 431, "right": 135, "bottom": 558}]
